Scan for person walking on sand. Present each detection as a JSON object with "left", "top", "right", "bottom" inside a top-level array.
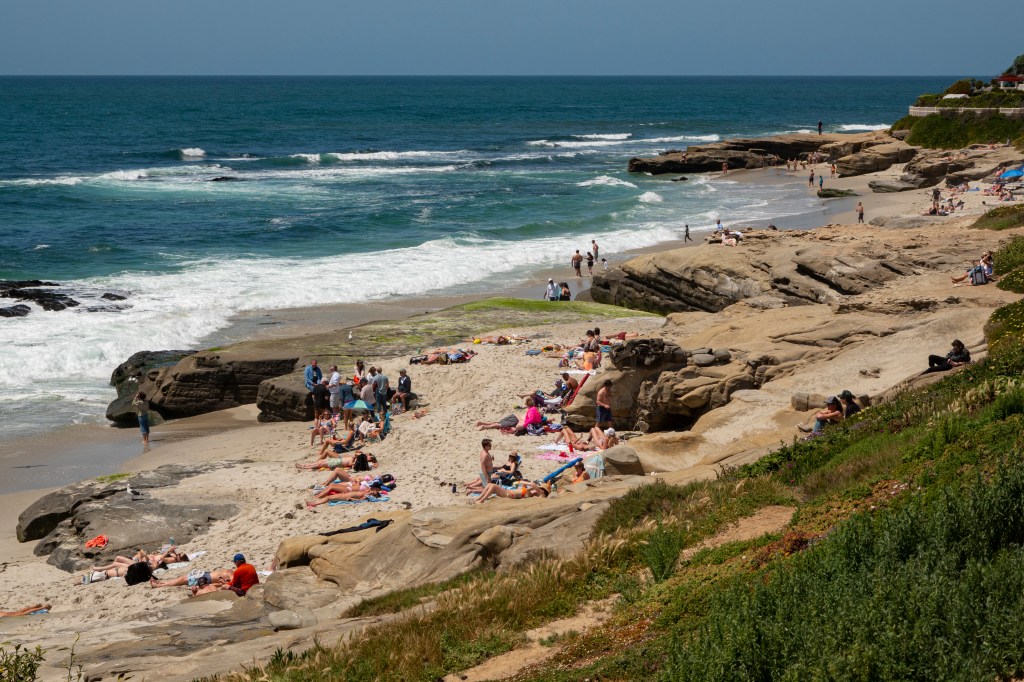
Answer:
[
  {"left": 684, "top": 224, "right": 692, "bottom": 242},
  {"left": 721, "top": 161, "right": 728, "bottom": 175},
  {"left": 586, "top": 252, "right": 594, "bottom": 276},
  {"left": 132, "top": 391, "right": 151, "bottom": 446},
  {"left": 830, "top": 163, "right": 837, "bottom": 179},
  {"left": 818, "top": 120, "right": 823, "bottom": 135},
  {"left": 591, "top": 240, "right": 599, "bottom": 261},
  {"left": 571, "top": 250, "right": 583, "bottom": 277},
  {"left": 856, "top": 201, "right": 865, "bottom": 224},
  {"left": 808, "top": 170, "right": 815, "bottom": 189}
]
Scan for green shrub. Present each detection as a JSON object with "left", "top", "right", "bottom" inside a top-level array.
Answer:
[
  {"left": 914, "top": 93, "right": 943, "bottom": 107},
  {"left": 905, "top": 112, "right": 1024, "bottom": 149},
  {"left": 973, "top": 205, "right": 1024, "bottom": 232},
  {"left": 662, "top": 460, "right": 1024, "bottom": 681},
  {"left": 998, "top": 268, "right": 1024, "bottom": 294},
  {"left": 945, "top": 79, "right": 974, "bottom": 95},
  {"left": 0, "top": 643, "right": 44, "bottom": 682},
  {"left": 986, "top": 300, "right": 1024, "bottom": 348},
  {"left": 643, "top": 522, "right": 685, "bottom": 582},
  {"left": 994, "top": 235, "right": 1024, "bottom": 274},
  {"left": 890, "top": 115, "right": 917, "bottom": 131}
]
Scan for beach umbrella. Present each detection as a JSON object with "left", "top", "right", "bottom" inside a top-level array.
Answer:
[
  {"left": 343, "top": 399, "right": 373, "bottom": 411},
  {"left": 999, "top": 169, "right": 1023, "bottom": 180}
]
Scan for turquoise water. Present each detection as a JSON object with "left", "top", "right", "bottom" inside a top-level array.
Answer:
[{"left": 0, "top": 76, "right": 949, "bottom": 436}]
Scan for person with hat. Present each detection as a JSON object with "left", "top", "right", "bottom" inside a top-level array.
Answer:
[
  {"left": 838, "top": 390, "right": 861, "bottom": 418},
  {"left": 224, "top": 553, "right": 259, "bottom": 596},
  {"left": 798, "top": 396, "right": 844, "bottom": 434},
  {"left": 543, "top": 278, "right": 559, "bottom": 301}
]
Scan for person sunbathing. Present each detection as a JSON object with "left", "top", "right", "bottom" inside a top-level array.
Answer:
[
  {"left": 306, "top": 481, "right": 389, "bottom": 508},
  {"left": 476, "top": 480, "right": 550, "bottom": 504},
  {"left": 0, "top": 603, "right": 51, "bottom": 618},
  {"left": 475, "top": 413, "right": 520, "bottom": 431},
  {"left": 295, "top": 451, "right": 376, "bottom": 471},
  {"left": 91, "top": 547, "right": 188, "bottom": 573},
  {"left": 311, "top": 428, "right": 356, "bottom": 458},
  {"left": 553, "top": 426, "right": 595, "bottom": 450},
  {"left": 571, "top": 460, "right": 591, "bottom": 483},
  {"left": 150, "top": 568, "right": 233, "bottom": 590}
]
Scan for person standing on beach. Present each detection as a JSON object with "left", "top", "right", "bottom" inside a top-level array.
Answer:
[
  {"left": 586, "top": 252, "right": 594, "bottom": 276},
  {"left": 328, "top": 364, "right": 342, "bottom": 413},
  {"left": 818, "top": 120, "right": 823, "bottom": 135},
  {"left": 312, "top": 378, "right": 330, "bottom": 417},
  {"left": 571, "top": 250, "right": 583, "bottom": 277},
  {"left": 373, "top": 367, "right": 390, "bottom": 415},
  {"left": 359, "top": 378, "right": 376, "bottom": 410},
  {"left": 856, "top": 201, "right": 865, "bottom": 224},
  {"left": 684, "top": 224, "right": 692, "bottom": 242},
  {"left": 544, "top": 278, "right": 559, "bottom": 301},
  {"left": 132, "top": 391, "right": 151, "bottom": 446},
  {"left": 591, "top": 240, "right": 599, "bottom": 262},
  {"left": 304, "top": 359, "right": 321, "bottom": 393},
  {"left": 818, "top": 175, "right": 824, "bottom": 191},
  {"left": 595, "top": 380, "right": 613, "bottom": 430},
  {"left": 478, "top": 438, "right": 494, "bottom": 491},
  {"left": 808, "top": 170, "right": 815, "bottom": 189},
  {"left": 721, "top": 161, "right": 729, "bottom": 175}
]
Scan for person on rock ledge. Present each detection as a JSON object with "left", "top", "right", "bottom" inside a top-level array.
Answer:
[{"left": 798, "top": 396, "right": 844, "bottom": 434}]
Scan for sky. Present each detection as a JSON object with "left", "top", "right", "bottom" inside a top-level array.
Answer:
[{"left": 0, "top": 0, "right": 1019, "bottom": 76}]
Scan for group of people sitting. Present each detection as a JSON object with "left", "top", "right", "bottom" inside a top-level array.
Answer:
[{"left": 797, "top": 390, "right": 862, "bottom": 435}]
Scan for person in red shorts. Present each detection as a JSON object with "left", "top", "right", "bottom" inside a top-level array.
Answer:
[{"left": 224, "top": 553, "right": 259, "bottom": 596}]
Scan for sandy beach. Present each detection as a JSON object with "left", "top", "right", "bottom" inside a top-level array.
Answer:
[{"left": 1, "top": 145, "right": 1020, "bottom": 679}]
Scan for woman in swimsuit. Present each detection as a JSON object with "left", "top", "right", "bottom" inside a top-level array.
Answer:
[
  {"left": 476, "top": 480, "right": 550, "bottom": 504},
  {"left": 91, "top": 547, "right": 187, "bottom": 574},
  {"left": 294, "top": 451, "right": 376, "bottom": 471},
  {"left": 307, "top": 481, "right": 388, "bottom": 508}
]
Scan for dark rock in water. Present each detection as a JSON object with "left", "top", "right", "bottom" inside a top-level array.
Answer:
[
  {"left": 0, "top": 304, "right": 32, "bottom": 317},
  {"left": 209, "top": 176, "right": 243, "bottom": 182},
  {"left": 817, "top": 188, "right": 858, "bottom": 198},
  {"left": 84, "top": 303, "right": 132, "bottom": 313},
  {"left": 670, "top": 176, "right": 689, "bottom": 182},
  {"left": 101, "top": 292, "right": 128, "bottom": 301},
  {"left": 0, "top": 281, "right": 80, "bottom": 311}
]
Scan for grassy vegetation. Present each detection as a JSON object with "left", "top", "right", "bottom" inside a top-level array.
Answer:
[
  {"left": 904, "top": 112, "right": 1024, "bottom": 150},
  {"left": 459, "top": 297, "right": 654, "bottom": 317},
  {"left": 203, "top": 237, "right": 1024, "bottom": 682},
  {"left": 95, "top": 472, "right": 130, "bottom": 483},
  {"left": 973, "top": 204, "right": 1024, "bottom": 232}
]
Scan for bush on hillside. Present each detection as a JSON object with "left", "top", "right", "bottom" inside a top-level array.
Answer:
[
  {"left": 905, "top": 112, "right": 1024, "bottom": 149},
  {"left": 998, "top": 268, "right": 1024, "bottom": 294},
  {"left": 993, "top": 235, "right": 1024, "bottom": 274},
  {"left": 945, "top": 79, "right": 975, "bottom": 95},
  {"left": 973, "top": 205, "right": 1024, "bottom": 232}
]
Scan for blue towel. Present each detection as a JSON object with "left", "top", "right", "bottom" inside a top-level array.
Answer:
[{"left": 328, "top": 495, "right": 388, "bottom": 506}]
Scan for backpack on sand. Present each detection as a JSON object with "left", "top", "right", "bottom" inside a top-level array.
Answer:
[{"left": 970, "top": 267, "right": 988, "bottom": 286}]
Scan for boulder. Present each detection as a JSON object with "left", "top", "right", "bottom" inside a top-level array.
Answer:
[
  {"left": 602, "top": 446, "right": 645, "bottom": 476},
  {"left": 817, "top": 188, "right": 858, "bottom": 198},
  {"left": 691, "top": 353, "right": 716, "bottom": 367},
  {"left": 868, "top": 178, "right": 926, "bottom": 193},
  {"left": 0, "top": 281, "right": 79, "bottom": 311},
  {"left": 835, "top": 141, "right": 917, "bottom": 177},
  {"left": 262, "top": 568, "right": 341, "bottom": 611},
  {"left": 0, "top": 304, "right": 31, "bottom": 317},
  {"left": 791, "top": 392, "right": 828, "bottom": 412},
  {"left": 268, "top": 608, "right": 318, "bottom": 631},
  {"left": 17, "top": 464, "right": 227, "bottom": 546},
  {"left": 609, "top": 338, "right": 686, "bottom": 370},
  {"left": 116, "top": 353, "right": 300, "bottom": 422},
  {"left": 257, "top": 372, "right": 315, "bottom": 422}
]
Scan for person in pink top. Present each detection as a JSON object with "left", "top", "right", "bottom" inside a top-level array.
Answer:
[{"left": 522, "top": 397, "right": 542, "bottom": 428}]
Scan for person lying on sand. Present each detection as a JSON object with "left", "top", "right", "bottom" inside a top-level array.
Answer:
[
  {"left": 294, "top": 451, "right": 376, "bottom": 471},
  {"left": 554, "top": 426, "right": 618, "bottom": 451},
  {"left": 91, "top": 547, "right": 188, "bottom": 573},
  {"left": 310, "top": 472, "right": 394, "bottom": 499},
  {"left": 476, "top": 480, "right": 551, "bottom": 504},
  {"left": 476, "top": 413, "right": 520, "bottom": 431},
  {"left": 150, "top": 568, "right": 233, "bottom": 591},
  {"left": 0, "top": 603, "right": 51, "bottom": 617},
  {"left": 306, "top": 480, "right": 390, "bottom": 508}
]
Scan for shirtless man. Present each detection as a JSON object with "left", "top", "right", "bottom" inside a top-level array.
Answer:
[
  {"left": 595, "top": 380, "right": 613, "bottom": 429},
  {"left": 561, "top": 372, "right": 579, "bottom": 395},
  {"left": 150, "top": 568, "right": 233, "bottom": 591},
  {"left": 571, "top": 250, "right": 583, "bottom": 277},
  {"left": 591, "top": 239, "right": 599, "bottom": 261},
  {"left": 478, "top": 438, "right": 494, "bottom": 491}
]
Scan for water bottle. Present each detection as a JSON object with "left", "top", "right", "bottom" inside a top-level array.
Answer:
[{"left": 451, "top": 484, "right": 457, "bottom": 494}]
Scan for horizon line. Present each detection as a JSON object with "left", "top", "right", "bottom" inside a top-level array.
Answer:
[{"left": 0, "top": 73, "right": 970, "bottom": 78}]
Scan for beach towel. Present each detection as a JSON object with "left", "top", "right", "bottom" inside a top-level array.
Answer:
[
  {"left": 536, "top": 451, "right": 575, "bottom": 461},
  {"left": 584, "top": 454, "right": 605, "bottom": 480},
  {"left": 564, "top": 369, "right": 597, "bottom": 376},
  {"left": 525, "top": 349, "right": 543, "bottom": 356},
  {"left": 537, "top": 443, "right": 572, "bottom": 453},
  {"left": 328, "top": 495, "right": 389, "bottom": 506},
  {"left": 84, "top": 534, "right": 109, "bottom": 549},
  {"left": 164, "top": 550, "right": 206, "bottom": 571}
]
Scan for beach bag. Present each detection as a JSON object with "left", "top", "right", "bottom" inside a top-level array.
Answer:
[
  {"left": 124, "top": 561, "right": 153, "bottom": 586},
  {"left": 970, "top": 267, "right": 988, "bottom": 286}
]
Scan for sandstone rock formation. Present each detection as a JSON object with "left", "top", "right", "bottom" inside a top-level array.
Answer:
[
  {"left": 107, "top": 352, "right": 300, "bottom": 422},
  {"left": 628, "top": 133, "right": 881, "bottom": 175},
  {"left": 18, "top": 464, "right": 238, "bottom": 572},
  {"left": 835, "top": 141, "right": 917, "bottom": 177},
  {"left": 106, "top": 349, "right": 199, "bottom": 425}
]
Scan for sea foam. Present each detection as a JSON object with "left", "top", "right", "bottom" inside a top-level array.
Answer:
[{"left": 577, "top": 175, "right": 638, "bottom": 188}]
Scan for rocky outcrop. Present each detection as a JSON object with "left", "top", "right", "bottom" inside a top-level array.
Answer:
[
  {"left": 864, "top": 147, "right": 1024, "bottom": 192},
  {"left": 628, "top": 133, "right": 882, "bottom": 175},
  {"left": 589, "top": 227, "right": 954, "bottom": 316},
  {"left": 836, "top": 141, "right": 918, "bottom": 177},
  {"left": 0, "top": 280, "right": 132, "bottom": 315},
  {"left": 106, "top": 352, "right": 300, "bottom": 422},
  {"left": 256, "top": 373, "right": 315, "bottom": 422},
  {"left": 105, "top": 350, "right": 199, "bottom": 426},
  {"left": 817, "top": 188, "right": 858, "bottom": 198},
  {"left": 17, "top": 464, "right": 238, "bottom": 571},
  {"left": 0, "top": 304, "right": 32, "bottom": 317}
]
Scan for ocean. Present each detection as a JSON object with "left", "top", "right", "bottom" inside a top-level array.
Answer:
[{"left": 0, "top": 76, "right": 950, "bottom": 440}]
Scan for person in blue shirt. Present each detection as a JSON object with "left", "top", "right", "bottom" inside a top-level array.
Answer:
[{"left": 304, "top": 359, "right": 322, "bottom": 392}]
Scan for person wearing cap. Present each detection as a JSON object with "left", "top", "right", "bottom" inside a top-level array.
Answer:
[
  {"left": 838, "top": 390, "right": 861, "bottom": 418},
  {"left": 224, "top": 553, "right": 259, "bottom": 596},
  {"left": 798, "top": 397, "right": 844, "bottom": 434},
  {"left": 544, "top": 278, "right": 559, "bottom": 301}
]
